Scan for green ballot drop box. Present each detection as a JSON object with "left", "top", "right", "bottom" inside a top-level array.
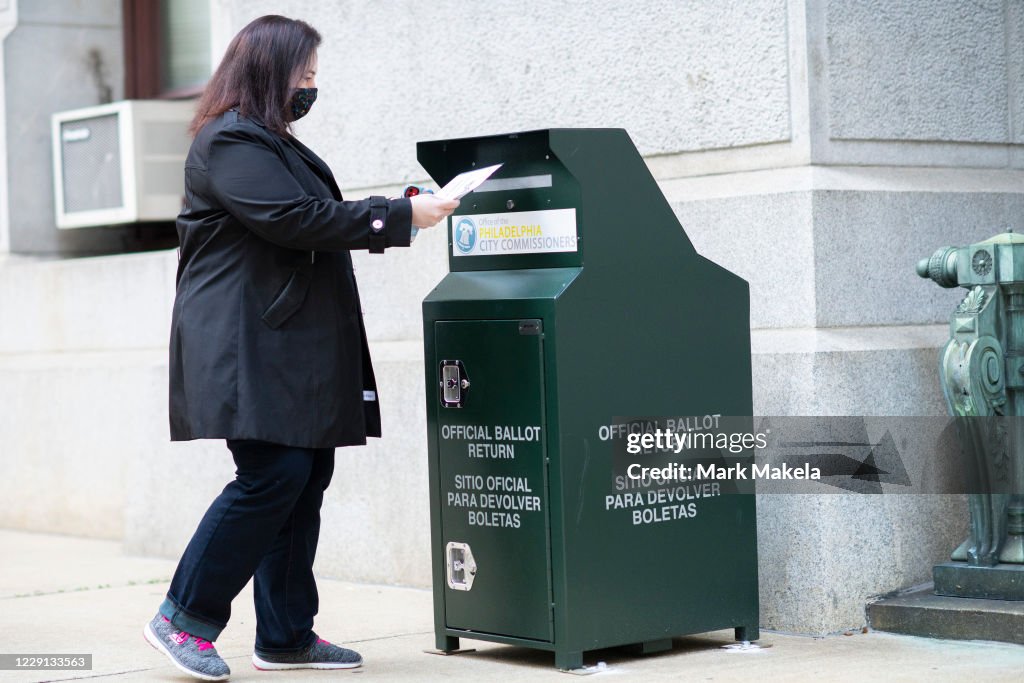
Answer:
[{"left": 420, "top": 129, "right": 758, "bottom": 670}]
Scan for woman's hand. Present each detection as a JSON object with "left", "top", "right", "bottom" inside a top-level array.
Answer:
[{"left": 409, "top": 195, "right": 460, "bottom": 228}]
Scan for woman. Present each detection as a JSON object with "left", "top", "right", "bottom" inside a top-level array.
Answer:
[{"left": 143, "top": 15, "right": 458, "bottom": 681}]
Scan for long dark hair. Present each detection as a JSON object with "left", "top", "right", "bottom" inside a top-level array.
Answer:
[{"left": 190, "top": 15, "right": 320, "bottom": 137}]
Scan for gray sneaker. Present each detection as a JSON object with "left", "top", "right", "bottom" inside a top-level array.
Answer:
[
  {"left": 144, "top": 612, "right": 230, "bottom": 681},
  {"left": 252, "top": 636, "right": 362, "bottom": 670}
]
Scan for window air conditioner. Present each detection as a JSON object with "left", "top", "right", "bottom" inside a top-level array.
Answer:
[{"left": 51, "top": 100, "right": 194, "bottom": 229}]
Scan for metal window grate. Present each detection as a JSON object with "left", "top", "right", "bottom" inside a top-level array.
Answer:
[{"left": 60, "top": 114, "right": 123, "bottom": 213}]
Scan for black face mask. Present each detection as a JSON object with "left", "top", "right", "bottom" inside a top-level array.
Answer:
[{"left": 290, "top": 88, "right": 317, "bottom": 121}]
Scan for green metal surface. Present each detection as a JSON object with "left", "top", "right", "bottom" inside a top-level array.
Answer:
[
  {"left": 918, "top": 234, "right": 1024, "bottom": 583},
  {"left": 421, "top": 129, "right": 758, "bottom": 669},
  {"left": 419, "top": 130, "right": 582, "bottom": 273},
  {"left": 434, "top": 319, "right": 552, "bottom": 641}
]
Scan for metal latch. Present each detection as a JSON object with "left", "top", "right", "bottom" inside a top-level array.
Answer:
[
  {"left": 446, "top": 542, "right": 477, "bottom": 591},
  {"left": 439, "top": 360, "right": 470, "bottom": 408}
]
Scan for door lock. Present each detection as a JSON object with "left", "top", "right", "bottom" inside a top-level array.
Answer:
[{"left": 439, "top": 360, "right": 470, "bottom": 408}]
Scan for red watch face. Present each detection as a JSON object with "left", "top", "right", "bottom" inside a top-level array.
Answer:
[{"left": 404, "top": 186, "right": 420, "bottom": 198}]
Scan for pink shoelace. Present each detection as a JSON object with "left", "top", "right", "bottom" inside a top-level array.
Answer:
[{"left": 163, "top": 616, "right": 215, "bottom": 651}]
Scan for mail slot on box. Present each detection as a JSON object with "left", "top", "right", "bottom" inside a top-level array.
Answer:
[{"left": 420, "top": 129, "right": 759, "bottom": 670}]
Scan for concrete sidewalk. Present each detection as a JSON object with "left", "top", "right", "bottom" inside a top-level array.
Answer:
[{"left": 1, "top": 530, "right": 1022, "bottom": 682}]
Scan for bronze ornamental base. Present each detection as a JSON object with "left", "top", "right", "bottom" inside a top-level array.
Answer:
[{"left": 933, "top": 562, "right": 1024, "bottom": 601}]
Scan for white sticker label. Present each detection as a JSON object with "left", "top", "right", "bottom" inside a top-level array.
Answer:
[
  {"left": 363, "top": 390, "right": 377, "bottom": 401},
  {"left": 451, "top": 209, "right": 578, "bottom": 257}
]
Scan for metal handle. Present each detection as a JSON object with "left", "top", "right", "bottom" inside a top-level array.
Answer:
[{"left": 446, "top": 542, "right": 477, "bottom": 591}]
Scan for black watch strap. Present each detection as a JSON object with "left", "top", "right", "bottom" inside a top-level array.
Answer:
[{"left": 368, "top": 196, "right": 388, "bottom": 254}]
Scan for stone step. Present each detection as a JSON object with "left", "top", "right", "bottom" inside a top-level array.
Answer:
[{"left": 867, "top": 587, "right": 1024, "bottom": 645}]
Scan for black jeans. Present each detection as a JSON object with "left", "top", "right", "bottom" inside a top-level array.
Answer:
[{"left": 159, "top": 440, "right": 335, "bottom": 652}]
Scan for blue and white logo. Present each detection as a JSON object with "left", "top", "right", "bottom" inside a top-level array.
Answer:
[{"left": 454, "top": 217, "right": 477, "bottom": 254}]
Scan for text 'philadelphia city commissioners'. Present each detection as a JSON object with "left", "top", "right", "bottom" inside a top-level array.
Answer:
[{"left": 452, "top": 209, "right": 577, "bottom": 257}]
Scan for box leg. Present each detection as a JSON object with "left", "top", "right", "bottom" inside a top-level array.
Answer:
[
  {"left": 436, "top": 634, "right": 460, "bottom": 652},
  {"left": 735, "top": 625, "right": 759, "bottom": 642},
  {"left": 555, "top": 649, "right": 584, "bottom": 670},
  {"left": 638, "top": 638, "right": 672, "bottom": 655}
]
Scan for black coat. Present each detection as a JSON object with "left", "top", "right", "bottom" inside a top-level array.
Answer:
[{"left": 169, "top": 110, "right": 412, "bottom": 448}]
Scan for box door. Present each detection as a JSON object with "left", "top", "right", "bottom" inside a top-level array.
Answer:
[{"left": 434, "top": 319, "right": 551, "bottom": 642}]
